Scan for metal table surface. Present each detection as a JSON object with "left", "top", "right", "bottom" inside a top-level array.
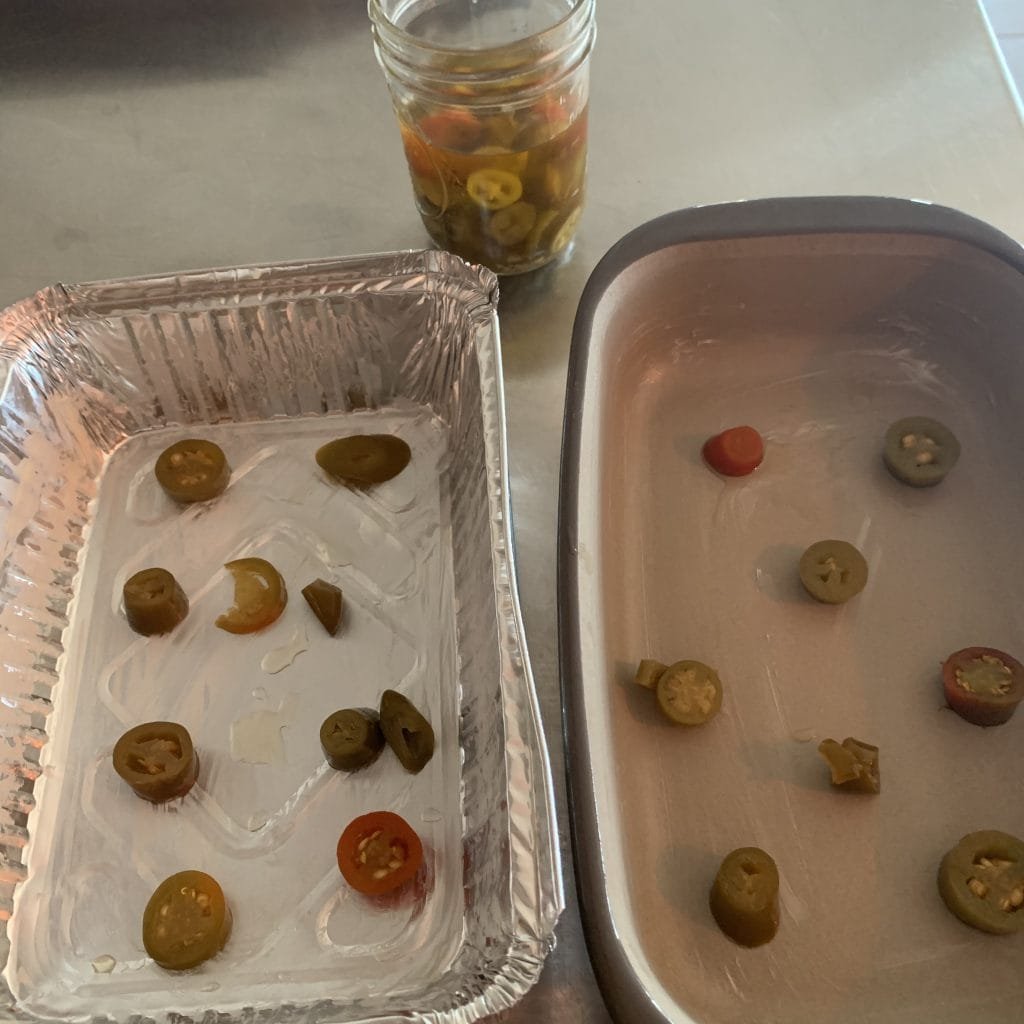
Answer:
[{"left": 2, "top": 1, "right": 1024, "bottom": 1021}]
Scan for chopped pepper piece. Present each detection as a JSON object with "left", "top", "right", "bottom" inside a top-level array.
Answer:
[
  {"left": 634, "top": 658, "right": 668, "bottom": 690},
  {"left": 379, "top": 689, "right": 435, "bottom": 773},
  {"left": 817, "top": 737, "right": 880, "bottom": 793},
  {"left": 302, "top": 578, "right": 343, "bottom": 636}
]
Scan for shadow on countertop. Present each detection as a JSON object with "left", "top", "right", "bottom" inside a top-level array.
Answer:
[{"left": 0, "top": 0, "right": 368, "bottom": 94}]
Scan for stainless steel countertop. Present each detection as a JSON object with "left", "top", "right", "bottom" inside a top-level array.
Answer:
[{"left": 2, "top": 1, "right": 1024, "bottom": 1020}]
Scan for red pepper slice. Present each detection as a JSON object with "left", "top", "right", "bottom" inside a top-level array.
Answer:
[
  {"left": 942, "top": 646, "right": 1024, "bottom": 727},
  {"left": 702, "top": 425, "right": 765, "bottom": 477},
  {"left": 337, "top": 811, "right": 423, "bottom": 896},
  {"left": 418, "top": 110, "right": 483, "bottom": 151}
]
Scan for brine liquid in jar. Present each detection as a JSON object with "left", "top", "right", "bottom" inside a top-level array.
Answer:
[{"left": 399, "top": 99, "right": 587, "bottom": 274}]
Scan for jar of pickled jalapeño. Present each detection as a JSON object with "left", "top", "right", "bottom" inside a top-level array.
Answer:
[{"left": 369, "top": 0, "right": 595, "bottom": 275}]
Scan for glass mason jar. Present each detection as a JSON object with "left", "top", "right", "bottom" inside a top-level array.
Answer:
[{"left": 369, "top": 0, "right": 596, "bottom": 275}]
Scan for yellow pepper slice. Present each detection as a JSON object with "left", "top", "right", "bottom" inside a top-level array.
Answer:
[
  {"left": 487, "top": 201, "right": 537, "bottom": 245},
  {"left": 216, "top": 557, "right": 287, "bottom": 634},
  {"left": 466, "top": 169, "right": 523, "bottom": 211}
]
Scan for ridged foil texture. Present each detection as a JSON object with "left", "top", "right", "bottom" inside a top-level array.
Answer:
[{"left": 0, "top": 250, "right": 562, "bottom": 1023}]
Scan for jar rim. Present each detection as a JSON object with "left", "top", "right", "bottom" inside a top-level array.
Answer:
[{"left": 368, "top": 0, "right": 595, "bottom": 61}]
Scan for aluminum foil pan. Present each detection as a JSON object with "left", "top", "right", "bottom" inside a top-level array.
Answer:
[{"left": 0, "top": 249, "right": 562, "bottom": 1023}]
